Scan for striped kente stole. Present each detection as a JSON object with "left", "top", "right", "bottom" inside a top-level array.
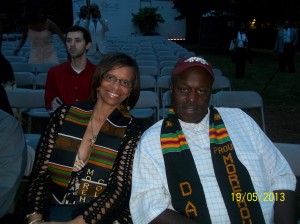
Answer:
[
  {"left": 48, "top": 101, "right": 131, "bottom": 204},
  {"left": 160, "top": 107, "right": 265, "bottom": 223}
]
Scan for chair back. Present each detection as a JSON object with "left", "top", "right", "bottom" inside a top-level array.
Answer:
[
  {"left": 212, "top": 75, "right": 231, "bottom": 91},
  {"left": 213, "top": 91, "right": 266, "bottom": 132},
  {"left": 130, "top": 90, "right": 159, "bottom": 122},
  {"left": 140, "top": 76, "right": 157, "bottom": 92},
  {"left": 14, "top": 72, "right": 36, "bottom": 89}
]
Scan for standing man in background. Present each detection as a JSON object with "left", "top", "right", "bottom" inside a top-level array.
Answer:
[
  {"left": 275, "top": 20, "right": 298, "bottom": 73},
  {"left": 234, "top": 23, "right": 249, "bottom": 79},
  {"left": 45, "top": 25, "right": 96, "bottom": 110}
]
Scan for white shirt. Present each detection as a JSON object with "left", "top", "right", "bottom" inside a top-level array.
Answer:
[
  {"left": 237, "top": 31, "right": 248, "bottom": 48},
  {"left": 130, "top": 107, "right": 296, "bottom": 224},
  {"left": 284, "top": 28, "right": 291, "bottom": 43}
]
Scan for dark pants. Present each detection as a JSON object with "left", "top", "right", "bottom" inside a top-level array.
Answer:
[
  {"left": 48, "top": 205, "right": 78, "bottom": 221},
  {"left": 235, "top": 47, "right": 247, "bottom": 78},
  {"left": 279, "top": 43, "right": 296, "bottom": 73}
]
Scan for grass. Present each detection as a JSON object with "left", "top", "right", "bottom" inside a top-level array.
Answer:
[{"left": 182, "top": 44, "right": 300, "bottom": 107}]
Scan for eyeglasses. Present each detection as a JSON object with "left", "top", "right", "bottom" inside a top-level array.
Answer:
[{"left": 103, "top": 73, "right": 133, "bottom": 88}]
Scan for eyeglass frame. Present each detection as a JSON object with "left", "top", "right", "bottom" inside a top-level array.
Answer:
[{"left": 102, "top": 73, "right": 133, "bottom": 89}]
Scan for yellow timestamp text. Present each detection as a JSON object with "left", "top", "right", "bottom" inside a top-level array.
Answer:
[{"left": 231, "top": 192, "right": 285, "bottom": 202}]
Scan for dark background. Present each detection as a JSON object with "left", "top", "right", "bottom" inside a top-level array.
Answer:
[{"left": 0, "top": 0, "right": 299, "bottom": 50}]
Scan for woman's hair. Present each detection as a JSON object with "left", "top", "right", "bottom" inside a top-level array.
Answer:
[{"left": 90, "top": 52, "right": 141, "bottom": 110}]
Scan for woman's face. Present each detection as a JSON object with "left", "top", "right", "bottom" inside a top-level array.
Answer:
[{"left": 97, "top": 66, "right": 134, "bottom": 108}]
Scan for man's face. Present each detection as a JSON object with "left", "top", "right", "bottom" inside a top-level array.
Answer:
[
  {"left": 170, "top": 67, "right": 213, "bottom": 123},
  {"left": 66, "top": 31, "right": 90, "bottom": 58}
]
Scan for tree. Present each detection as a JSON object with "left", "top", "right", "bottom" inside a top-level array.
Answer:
[{"left": 172, "top": 0, "right": 300, "bottom": 43}]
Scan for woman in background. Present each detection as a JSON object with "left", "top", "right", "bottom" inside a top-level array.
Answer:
[{"left": 14, "top": 0, "right": 65, "bottom": 64}]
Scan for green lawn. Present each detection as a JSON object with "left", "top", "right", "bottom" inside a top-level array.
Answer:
[{"left": 182, "top": 45, "right": 300, "bottom": 107}]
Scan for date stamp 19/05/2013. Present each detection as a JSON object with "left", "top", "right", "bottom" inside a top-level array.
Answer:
[{"left": 231, "top": 192, "right": 285, "bottom": 202}]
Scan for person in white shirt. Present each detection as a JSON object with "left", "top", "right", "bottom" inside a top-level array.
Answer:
[
  {"left": 275, "top": 20, "right": 298, "bottom": 73},
  {"left": 73, "top": 5, "right": 89, "bottom": 30},
  {"left": 87, "top": 3, "right": 109, "bottom": 59},
  {"left": 234, "top": 23, "right": 249, "bottom": 78},
  {"left": 130, "top": 56, "right": 297, "bottom": 224}
]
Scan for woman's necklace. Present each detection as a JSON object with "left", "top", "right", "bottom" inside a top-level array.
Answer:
[{"left": 89, "top": 116, "right": 97, "bottom": 147}]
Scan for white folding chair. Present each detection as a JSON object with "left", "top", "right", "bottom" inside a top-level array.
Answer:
[
  {"left": 273, "top": 143, "right": 300, "bottom": 176},
  {"left": 5, "top": 56, "right": 27, "bottom": 63},
  {"left": 11, "top": 62, "right": 36, "bottom": 74},
  {"left": 157, "top": 75, "right": 171, "bottom": 97},
  {"left": 35, "top": 62, "right": 59, "bottom": 74},
  {"left": 140, "top": 76, "right": 157, "bottom": 92},
  {"left": 159, "top": 91, "right": 171, "bottom": 119},
  {"left": 14, "top": 72, "right": 36, "bottom": 89},
  {"left": 158, "top": 55, "right": 179, "bottom": 62},
  {"left": 212, "top": 75, "right": 231, "bottom": 91},
  {"left": 159, "top": 60, "right": 177, "bottom": 69},
  {"left": 213, "top": 91, "right": 266, "bottom": 132},
  {"left": 160, "top": 66, "right": 173, "bottom": 76},
  {"left": 2, "top": 49, "right": 19, "bottom": 56},
  {"left": 156, "top": 51, "right": 175, "bottom": 58},
  {"left": 35, "top": 72, "right": 48, "bottom": 89},
  {"left": 105, "top": 46, "right": 120, "bottom": 53},
  {"left": 136, "top": 60, "right": 159, "bottom": 67},
  {"left": 212, "top": 68, "right": 223, "bottom": 76},
  {"left": 137, "top": 47, "right": 153, "bottom": 52},
  {"left": 130, "top": 90, "right": 159, "bottom": 122},
  {"left": 6, "top": 89, "right": 47, "bottom": 126},
  {"left": 139, "top": 65, "right": 159, "bottom": 77},
  {"left": 136, "top": 55, "right": 157, "bottom": 61}
]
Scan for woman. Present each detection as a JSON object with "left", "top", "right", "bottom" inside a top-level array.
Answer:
[
  {"left": 25, "top": 52, "right": 143, "bottom": 224},
  {"left": 14, "top": 1, "right": 65, "bottom": 63}
]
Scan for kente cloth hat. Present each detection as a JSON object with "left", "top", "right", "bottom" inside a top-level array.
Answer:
[{"left": 172, "top": 56, "right": 215, "bottom": 80}]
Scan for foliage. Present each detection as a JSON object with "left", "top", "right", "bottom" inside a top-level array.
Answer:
[{"left": 131, "top": 7, "right": 165, "bottom": 35}]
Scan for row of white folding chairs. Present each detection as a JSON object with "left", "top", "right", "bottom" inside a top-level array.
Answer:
[
  {"left": 160, "top": 90, "right": 266, "bottom": 133},
  {"left": 6, "top": 88, "right": 50, "bottom": 133},
  {"left": 138, "top": 65, "right": 225, "bottom": 78},
  {"left": 14, "top": 72, "right": 47, "bottom": 89},
  {"left": 11, "top": 62, "right": 59, "bottom": 74}
]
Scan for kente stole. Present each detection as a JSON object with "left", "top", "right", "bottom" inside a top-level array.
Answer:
[
  {"left": 48, "top": 101, "right": 131, "bottom": 205},
  {"left": 160, "top": 107, "right": 265, "bottom": 223}
]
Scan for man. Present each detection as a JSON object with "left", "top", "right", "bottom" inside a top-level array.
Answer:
[
  {"left": 275, "top": 20, "right": 298, "bottom": 73},
  {"left": 234, "top": 24, "right": 249, "bottom": 79},
  {"left": 0, "top": 109, "right": 27, "bottom": 218},
  {"left": 130, "top": 56, "right": 296, "bottom": 223},
  {"left": 87, "top": 3, "right": 109, "bottom": 58},
  {"left": 45, "top": 25, "right": 96, "bottom": 110}
]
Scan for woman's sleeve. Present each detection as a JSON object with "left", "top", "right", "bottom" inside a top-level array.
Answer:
[
  {"left": 82, "top": 119, "right": 143, "bottom": 224},
  {"left": 25, "top": 105, "right": 69, "bottom": 216}
]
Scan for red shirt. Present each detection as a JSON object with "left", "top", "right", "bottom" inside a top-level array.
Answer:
[{"left": 45, "top": 61, "right": 96, "bottom": 109}]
